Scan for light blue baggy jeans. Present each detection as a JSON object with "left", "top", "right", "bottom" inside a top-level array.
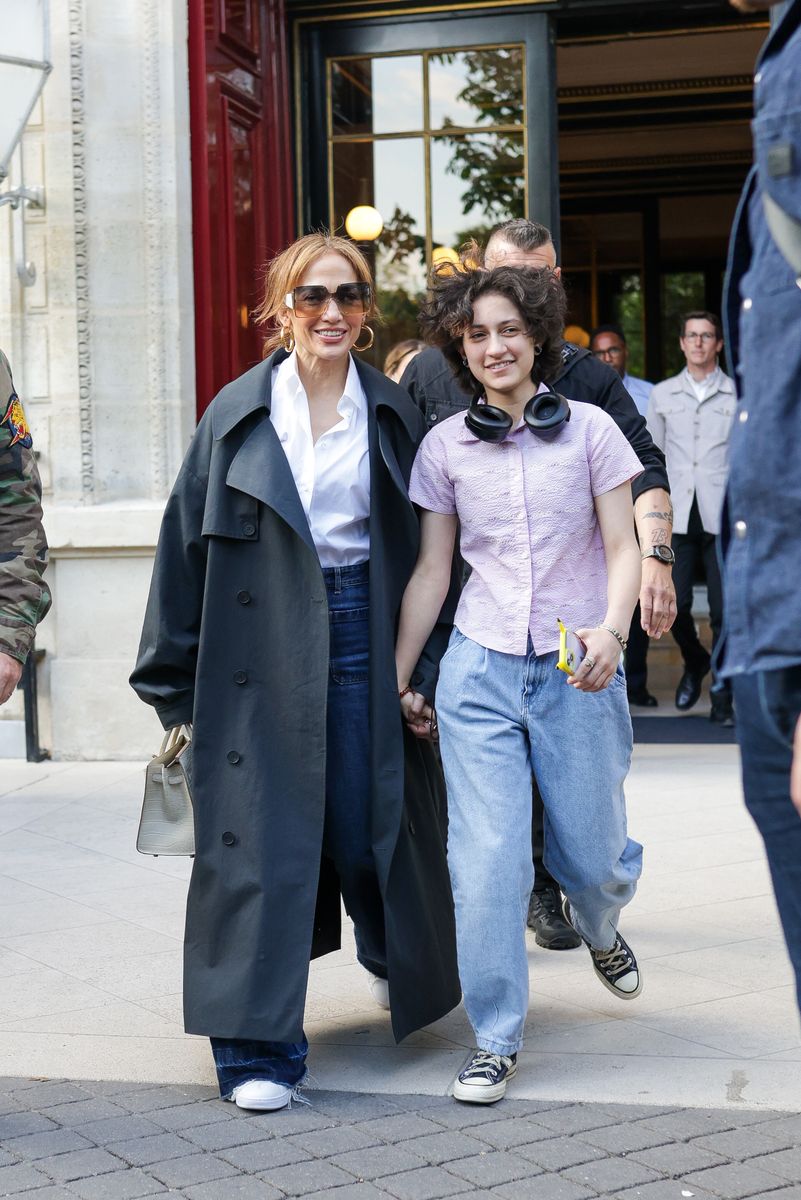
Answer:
[{"left": 436, "top": 630, "right": 643, "bottom": 1057}]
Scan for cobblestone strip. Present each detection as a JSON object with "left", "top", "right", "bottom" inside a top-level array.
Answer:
[{"left": 1, "top": 1078, "right": 799, "bottom": 1199}]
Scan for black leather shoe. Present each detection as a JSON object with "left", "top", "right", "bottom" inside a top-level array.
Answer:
[
  {"left": 675, "top": 666, "right": 709, "bottom": 711},
  {"left": 709, "top": 694, "right": 735, "bottom": 727},
  {"left": 527, "top": 887, "right": 581, "bottom": 950},
  {"left": 627, "top": 688, "right": 658, "bottom": 707}
]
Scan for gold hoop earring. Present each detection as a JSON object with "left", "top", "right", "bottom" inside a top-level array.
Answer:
[
  {"left": 353, "top": 325, "right": 375, "bottom": 353},
  {"left": 280, "top": 326, "right": 295, "bottom": 353}
]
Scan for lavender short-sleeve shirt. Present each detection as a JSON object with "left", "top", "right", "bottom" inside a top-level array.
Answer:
[{"left": 409, "top": 401, "right": 643, "bottom": 656}]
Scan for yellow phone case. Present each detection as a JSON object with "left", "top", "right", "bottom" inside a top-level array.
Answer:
[{"left": 556, "top": 618, "right": 586, "bottom": 676}]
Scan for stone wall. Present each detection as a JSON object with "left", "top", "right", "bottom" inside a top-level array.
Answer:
[{"left": 1, "top": 0, "right": 196, "bottom": 759}]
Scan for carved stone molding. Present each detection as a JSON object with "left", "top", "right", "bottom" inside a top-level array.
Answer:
[
  {"left": 68, "top": 0, "right": 95, "bottom": 498},
  {"left": 141, "top": 0, "right": 169, "bottom": 499}
]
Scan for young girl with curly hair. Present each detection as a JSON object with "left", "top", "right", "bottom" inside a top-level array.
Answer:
[{"left": 395, "top": 263, "right": 645, "bottom": 1104}]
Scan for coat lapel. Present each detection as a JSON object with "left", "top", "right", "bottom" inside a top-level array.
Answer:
[{"left": 221, "top": 351, "right": 317, "bottom": 556}]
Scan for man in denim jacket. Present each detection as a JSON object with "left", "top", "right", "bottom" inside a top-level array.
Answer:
[{"left": 721, "top": 0, "right": 801, "bottom": 1012}]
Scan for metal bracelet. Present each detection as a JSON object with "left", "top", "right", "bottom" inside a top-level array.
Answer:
[{"left": 601, "top": 624, "right": 628, "bottom": 652}]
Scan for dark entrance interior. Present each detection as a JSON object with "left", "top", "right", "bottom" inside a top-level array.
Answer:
[
  {"left": 292, "top": 1, "right": 766, "bottom": 380},
  {"left": 555, "top": 12, "right": 765, "bottom": 379}
]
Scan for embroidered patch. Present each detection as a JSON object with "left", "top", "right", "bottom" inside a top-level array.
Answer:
[{"left": 1, "top": 392, "right": 33, "bottom": 448}]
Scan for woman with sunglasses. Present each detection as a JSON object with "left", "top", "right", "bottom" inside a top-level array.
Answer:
[
  {"left": 131, "top": 233, "right": 459, "bottom": 1111},
  {"left": 395, "top": 262, "right": 645, "bottom": 1104}
]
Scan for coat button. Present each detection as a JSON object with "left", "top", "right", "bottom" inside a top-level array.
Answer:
[
  {"left": 237, "top": 590, "right": 251, "bottom": 605},
  {"left": 221, "top": 831, "right": 236, "bottom": 846},
  {"left": 233, "top": 671, "right": 247, "bottom": 685},
  {"left": 242, "top": 521, "right": 256, "bottom": 537},
  {"left": 227, "top": 750, "right": 241, "bottom": 764},
  {"left": 742, "top": 298, "right": 752, "bottom": 311},
  {"left": 734, "top": 520, "right": 748, "bottom": 539}
]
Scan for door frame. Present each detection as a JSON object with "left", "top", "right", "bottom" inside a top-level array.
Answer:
[{"left": 295, "top": 10, "right": 559, "bottom": 247}]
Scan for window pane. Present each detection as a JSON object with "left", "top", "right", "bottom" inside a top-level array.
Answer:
[
  {"left": 661, "top": 271, "right": 705, "bottom": 376},
  {"left": 431, "top": 131, "right": 525, "bottom": 251},
  {"left": 331, "top": 59, "right": 372, "bottom": 135},
  {"left": 332, "top": 139, "right": 426, "bottom": 367},
  {"left": 429, "top": 48, "right": 524, "bottom": 130},
  {"left": 331, "top": 55, "right": 423, "bottom": 136}
]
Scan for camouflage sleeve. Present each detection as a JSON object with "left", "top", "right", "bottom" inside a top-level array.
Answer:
[{"left": 0, "top": 350, "right": 52, "bottom": 664}]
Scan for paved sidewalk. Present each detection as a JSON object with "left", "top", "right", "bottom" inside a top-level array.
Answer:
[
  {"left": 3, "top": 1076, "right": 801, "bottom": 1200},
  {"left": 2, "top": 748, "right": 799, "bottom": 1113}
]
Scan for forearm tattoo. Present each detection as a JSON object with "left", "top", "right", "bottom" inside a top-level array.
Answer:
[
  {"left": 642, "top": 509, "right": 674, "bottom": 525},
  {"left": 651, "top": 528, "right": 669, "bottom": 545}
]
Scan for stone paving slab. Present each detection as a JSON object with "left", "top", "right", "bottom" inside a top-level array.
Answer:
[{"left": 2, "top": 1078, "right": 801, "bottom": 1199}]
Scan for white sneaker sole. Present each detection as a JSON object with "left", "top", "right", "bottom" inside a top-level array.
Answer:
[
  {"left": 229, "top": 1086, "right": 293, "bottom": 1112},
  {"left": 452, "top": 1060, "right": 517, "bottom": 1105}
]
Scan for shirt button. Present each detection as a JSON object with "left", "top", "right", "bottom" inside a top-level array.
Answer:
[
  {"left": 221, "top": 831, "right": 236, "bottom": 847},
  {"left": 742, "top": 298, "right": 753, "bottom": 311},
  {"left": 242, "top": 521, "right": 256, "bottom": 537},
  {"left": 237, "top": 590, "right": 251, "bottom": 605},
  {"left": 233, "top": 671, "right": 247, "bottom": 685},
  {"left": 430, "top": 413, "right": 438, "bottom": 422},
  {"left": 739, "top": 410, "right": 748, "bottom": 424},
  {"left": 280, "top": 432, "right": 288, "bottom": 442},
  {"left": 754, "top": 71, "right": 762, "bottom": 84},
  {"left": 734, "top": 520, "right": 748, "bottom": 540},
  {"left": 227, "top": 750, "right": 241, "bottom": 764}
]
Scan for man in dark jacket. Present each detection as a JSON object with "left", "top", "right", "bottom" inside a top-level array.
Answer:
[
  {"left": 401, "top": 219, "right": 675, "bottom": 951},
  {"left": 720, "top": 0, "right": 801, "bottom": 1013}
]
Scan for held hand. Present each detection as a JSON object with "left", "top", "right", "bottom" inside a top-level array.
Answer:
[
  {"left": 0, "top": 652, "right": 23, "bottom": 707},
  {"left": 639, "top": 558, "right": 677, "bottom": 638},
  {"left": 568, "top": 627, "right": 622, "bottom": 693},
  {"left": 791, "top": 714, "right": 801, "bottom": 819},
  {"left": 400, "top": 689, "right": 438, "bottom": 740}
]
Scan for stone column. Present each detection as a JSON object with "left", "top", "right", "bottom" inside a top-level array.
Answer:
[{"left": 0, "top": 0, "right": 196, "bottom": 758}]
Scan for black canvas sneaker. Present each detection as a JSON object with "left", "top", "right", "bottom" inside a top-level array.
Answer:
[
  {"left": 453, "top": 1050, "right": 518, "bottom": 1104},
  {"left": 562, "top": 897, "right": 643, "bottom": 999}
]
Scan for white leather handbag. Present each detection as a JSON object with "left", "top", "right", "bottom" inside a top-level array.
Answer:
[{"left": 136, "top": 725, "right": 195, "bottom": 856}]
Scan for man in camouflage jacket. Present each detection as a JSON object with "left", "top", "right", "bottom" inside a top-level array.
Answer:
[{"left": 0, "top": 350, "right": 51, "bottom": 706}]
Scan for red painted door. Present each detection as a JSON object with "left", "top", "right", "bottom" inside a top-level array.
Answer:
[{"left": 189, "top": 0, "right": 295, "bottom": 417}]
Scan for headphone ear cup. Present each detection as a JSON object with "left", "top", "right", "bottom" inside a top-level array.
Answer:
[
  {"left": 464, "top": 402, "right": 513, "bottom": 443},
  {"left": 523, "top": 390, "right": 570, "bottom": 435}
]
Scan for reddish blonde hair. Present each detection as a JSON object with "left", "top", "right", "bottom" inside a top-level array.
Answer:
[{"left": 254, "top": 233, "right": 377, "bottom": 355}]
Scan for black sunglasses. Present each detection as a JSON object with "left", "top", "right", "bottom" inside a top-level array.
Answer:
[{"left": 285, "top": 282, "right": 372, "bottom": 315}]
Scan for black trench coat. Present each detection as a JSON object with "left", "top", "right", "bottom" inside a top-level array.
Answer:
[{"left": 131, "top": 349, "right": 461, "bottom": 1044}]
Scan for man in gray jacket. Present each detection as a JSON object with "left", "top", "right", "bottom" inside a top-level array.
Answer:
[{"left": 647, "top": 311, "right": 736, "bottom": 724}]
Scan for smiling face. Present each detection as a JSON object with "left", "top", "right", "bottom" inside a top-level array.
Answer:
[
  {"left": 680, "top": 317, "right": 723, "bottom": 376},
  {"left": 462, "top": 292, "right": 537, "bottom": 408},
  {"left": 281, "top": 251, "right": 367, "bottom": 365}
]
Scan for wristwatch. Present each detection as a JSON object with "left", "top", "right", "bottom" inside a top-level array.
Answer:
[{"left": 642, "top": 545, "right": 675, "bottom": 565}]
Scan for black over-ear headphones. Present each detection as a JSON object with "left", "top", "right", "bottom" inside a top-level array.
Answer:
[{"left": 464, "top": 389, "right": 571, "bottom": 443}]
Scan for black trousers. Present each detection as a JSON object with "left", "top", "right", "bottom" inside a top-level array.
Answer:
[
  {"left": 672, "top": 496, "right": 729, "bottom": 692},
  {"left": 625, "top": 604, "right": 650, "bottom": 695},
  {"left": 531, "top": 777, "right": 558, "bottom": 893}
]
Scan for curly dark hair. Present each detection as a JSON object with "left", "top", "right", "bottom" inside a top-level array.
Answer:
[{"left": 418, "top": 263, "right": 567, "bottom": 394}]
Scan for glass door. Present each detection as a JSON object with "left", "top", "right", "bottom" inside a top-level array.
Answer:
[{"left": 298, "top": 13, "right": 556, "bottom": 366}]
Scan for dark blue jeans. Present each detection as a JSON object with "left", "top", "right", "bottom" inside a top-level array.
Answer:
[
  {"left": 212, "top": 560, "right": 386, "bottom": 1095},
  {"left": 733, "top": 667, "right": 801, "bottom": 1013}
]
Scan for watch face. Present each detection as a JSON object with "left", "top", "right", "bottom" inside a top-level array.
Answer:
[{"left": 655, "top": 545, "right": 674, "bottom": 563}]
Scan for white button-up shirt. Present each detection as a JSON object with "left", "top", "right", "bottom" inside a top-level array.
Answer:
[{"left": 270, "top": 352, "right": 370, "bottom": 566}]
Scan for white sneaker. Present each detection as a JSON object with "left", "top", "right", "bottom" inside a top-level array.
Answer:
[
  {"left": 229, "top": 1079, "right": 293, "bottom": 1111},
  {"left": 367, "top": 973, "right": 390, "bottom": 1010}
]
